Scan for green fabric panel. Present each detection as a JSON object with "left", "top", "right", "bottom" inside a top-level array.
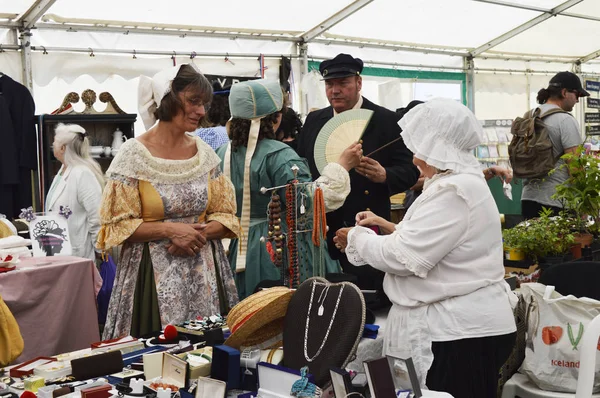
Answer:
[
  {"left": 130, "top": 243, "right": 162, "bottom": 338},
  {"left": 307, "top": 60, "right": 467, "bottom": 105},
  {"left": 487, "top": 179, "right": 523, "bottom": 215}
]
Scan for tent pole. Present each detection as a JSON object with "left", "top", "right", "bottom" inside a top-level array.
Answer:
[
  {"left": 573, "top": 62, "right": 586, "bottom": 140},
  {"left": 19, "top": 28, "right": 33, "bottom": 93},
  {"left": 298, "top": 43, "right": 309, "bottom": 118},
  {"left": 299, "top": 0, "right": 374, "bottom": 43},
  {"left": 470, "top": 0, "right": 584, "bottom": 57},
  {"left": 525, "top": 67, "right": 531, "bottom": 110},
  {"left": 464, "top": 56, "right": 475, "bottom": 112},
  {"left": 28, "top": 46, "right": 296, "bottom": 59}
]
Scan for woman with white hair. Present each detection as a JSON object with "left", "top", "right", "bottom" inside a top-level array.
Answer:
[
  {"left": 334, "top": 98, "right": 517, "bottom": 397},
  {"left": 45, "top": 123, "right": 104, "bottom": 262}
]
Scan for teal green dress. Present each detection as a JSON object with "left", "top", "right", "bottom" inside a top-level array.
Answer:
[{"left": 217, "top": 139, "right": 341, "bottom": 299}]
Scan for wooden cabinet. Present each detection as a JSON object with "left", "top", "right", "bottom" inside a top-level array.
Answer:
[{"left": 34, "top": 113, "right": 137, "bottom": 210}]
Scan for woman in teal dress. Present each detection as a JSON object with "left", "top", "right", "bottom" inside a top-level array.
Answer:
[{"left": 216, "top": 79, "right": 362, "bottom": 298}]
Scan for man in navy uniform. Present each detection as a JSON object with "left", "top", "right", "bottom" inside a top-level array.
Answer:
[{"left": 297, "top": 53, "right": 419, "bottom": 308}]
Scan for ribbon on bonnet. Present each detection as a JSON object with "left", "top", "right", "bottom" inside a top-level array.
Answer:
[{"left": 138, "top": 63, "right": 202, "bottom": 131}]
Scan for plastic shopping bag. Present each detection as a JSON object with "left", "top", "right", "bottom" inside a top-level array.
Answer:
[
  {"left": 520, "top": 283, "right": 600, "bottom": 392},
  {"left": 97, "top": 253, "right": 117, "bottom": 325}
]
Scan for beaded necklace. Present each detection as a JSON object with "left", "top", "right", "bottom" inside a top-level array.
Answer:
[
  {"left": 286, "top": 183, "right": 299, "bottom": 288},
  {"left": 266, "top": 192, "right": 284, "bottom": 267},
  {"left": 311, "top": 186, "right": 327, "bottom": 277}
]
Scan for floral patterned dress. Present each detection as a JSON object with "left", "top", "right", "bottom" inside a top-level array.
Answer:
[{"left": 97, "top": 136, "right": 240, "bottom": 339}]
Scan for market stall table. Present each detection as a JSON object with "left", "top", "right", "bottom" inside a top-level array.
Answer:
[{"left": 0, "top": 256, "right": 102, "bottom": 363}]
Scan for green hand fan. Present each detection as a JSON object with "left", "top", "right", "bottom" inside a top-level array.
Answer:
[{"left": 314, "top": 109, "right": 374, "bottom": 175}]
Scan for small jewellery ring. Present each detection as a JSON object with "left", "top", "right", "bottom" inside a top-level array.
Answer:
[{"left": 193, "top": 246, "right": 199, "bottom": 251}]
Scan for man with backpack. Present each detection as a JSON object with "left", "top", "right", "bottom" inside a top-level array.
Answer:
[{"left": 512, "top": 71, "right": 589, "bottom": 219}]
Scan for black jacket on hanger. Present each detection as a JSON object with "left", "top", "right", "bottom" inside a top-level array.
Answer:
[{"left": 0, "top": 74, "right": 37, "bottom": 219}]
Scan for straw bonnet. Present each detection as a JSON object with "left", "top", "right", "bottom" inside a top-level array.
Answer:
[{"left": 224, "top": 286, "right": 294, "bottom": 350}]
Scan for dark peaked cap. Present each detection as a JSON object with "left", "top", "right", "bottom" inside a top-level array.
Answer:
[{"left": 319, "top": 53, "right": 364, "bottom": 80}]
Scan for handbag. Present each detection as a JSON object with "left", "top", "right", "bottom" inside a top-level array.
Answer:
[
  {"left": 97, "top": 253, "right": 117, "bottom": 325},
  {"left": 520, "top": 283, "right": 600, "bottom": 392}
]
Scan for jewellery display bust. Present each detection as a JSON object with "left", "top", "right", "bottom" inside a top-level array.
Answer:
[{"left": 283, "top": 277, "right": 366, "bottom": 387}]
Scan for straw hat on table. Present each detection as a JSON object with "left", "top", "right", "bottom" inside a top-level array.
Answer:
[{"left": 224, "top": 286, "right": 293, "bottom": 350}]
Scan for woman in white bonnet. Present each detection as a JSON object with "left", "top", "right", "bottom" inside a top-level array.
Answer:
[
  {"left": 97, "top": 64, "right": 240, "bottom": 339},
  {"left": 335, "top": 98, "right": 517, "bottom": 397}
]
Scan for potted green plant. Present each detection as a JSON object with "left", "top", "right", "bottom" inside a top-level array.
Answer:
[
  {"left": 552, "top": 145, "right": 600, "bottom": 247},
  {"left": 532, "top": 209, "right": 575, "bottom": 267},
  {"left": 502, "top": 208, "right": 575, "bottom": 267},
  {"left": 502, "top": 223, "right": 534, "bottom": 262}
]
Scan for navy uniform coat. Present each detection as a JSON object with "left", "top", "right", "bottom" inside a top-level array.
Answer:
[{"left": 297, "top": 97, "right": 419, "bottom": 292}]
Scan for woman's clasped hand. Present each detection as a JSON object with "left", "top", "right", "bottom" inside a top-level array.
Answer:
[{"left": 165, "top": 223, "right": 208, "bottom": 256}]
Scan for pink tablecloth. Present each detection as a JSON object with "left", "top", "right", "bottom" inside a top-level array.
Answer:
[{"left": 0, "top": 256, "right": 102, "bottom": 363}]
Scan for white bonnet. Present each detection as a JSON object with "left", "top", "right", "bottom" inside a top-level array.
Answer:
[
  {"left": 399, "top": 98, "right": 484, "bottom": 175},
  {"left": 138, "top": 63, "right": 202, "bottom": 130}
]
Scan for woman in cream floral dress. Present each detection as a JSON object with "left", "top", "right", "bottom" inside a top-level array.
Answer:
[{"left": 97, "top": 64, "right": 239, "bottom": 339}]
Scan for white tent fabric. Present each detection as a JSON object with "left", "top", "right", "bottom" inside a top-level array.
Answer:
[{"left": 2, "top": 0, "right": 600, "bottom": 131}]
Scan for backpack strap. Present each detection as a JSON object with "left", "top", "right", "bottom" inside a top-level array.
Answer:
[{"left": 539, "top": 107, "right": 570, "bottom": 119}]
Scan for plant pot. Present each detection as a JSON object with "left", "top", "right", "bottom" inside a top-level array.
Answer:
[
  {"left": 587, "top": 238, "right": 600, "bottom": 261},
  {"left": 504, "top": 247, "right": 525, "bottom": 261},
  {"left": 570, "top": 243, "right": 582, "bottom": 259},
  {"left": 538, "top": 253, "right": 573, "bottom": 272},
  {"left": 574, "top": 232, "right": 594, "bottom": 248}
]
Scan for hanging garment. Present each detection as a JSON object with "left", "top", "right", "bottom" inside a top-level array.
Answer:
[{"left": 0, "top": 75, "right": 37, "bottom": 219}]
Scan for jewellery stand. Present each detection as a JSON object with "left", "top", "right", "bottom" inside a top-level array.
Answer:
[
  {"left": 259, "top": 165, "right": 328, "bottom": 289},
  {"left": 283, "top": 277, "right": 366, "bottom": 387}
]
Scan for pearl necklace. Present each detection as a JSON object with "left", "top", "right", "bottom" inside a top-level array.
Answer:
[{"left": 304, "top": 281, "right": 345, "bottom": 362}]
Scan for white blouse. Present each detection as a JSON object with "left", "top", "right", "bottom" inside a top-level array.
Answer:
[
  {"left": 346, "top": 172, "right": 516, "bottom": 385},
  {"left": 46, "top": 165, "right": 103, "bottom": 262}
]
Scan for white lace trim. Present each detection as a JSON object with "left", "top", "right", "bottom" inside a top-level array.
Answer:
[
  {"left": 387, "top": 236, "right": 430, "bottom": 279},
  {"left": 421, "top": 172, "right": 483, "bottom": 209},
  {"left": 106, "top": 136, "right": 221, "bottom": 184},
  {"left": 345, "top": 226, "right": 375, "bottom": 266},
  {"left": 316, "top": 163, "right": 350, "bottom": 212},
  {"left": 422, "top": 170, "right": 455, "bottom": 191}
]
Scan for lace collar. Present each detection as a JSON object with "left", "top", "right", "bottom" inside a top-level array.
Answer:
[{"left": 106, "top": 136, "right": 221, "bottom": 184}]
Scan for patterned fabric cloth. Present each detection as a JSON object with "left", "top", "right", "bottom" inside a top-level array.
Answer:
[
  {"left": 97, "top": 136, "right": 240, "bottom": 339},
  {"left": 195, "top": 126, "right": 230, "bottom": 151}
]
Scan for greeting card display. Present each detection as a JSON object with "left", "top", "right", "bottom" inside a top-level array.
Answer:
[{"left": 28, "top": 213, "right": 72, "bottom": 257}]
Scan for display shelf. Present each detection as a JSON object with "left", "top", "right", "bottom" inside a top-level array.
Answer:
[
  {"left": 478, "top": 119, "right": 522, "bottom": 215},
  {"left": 34, "top": 113, "right": 137, "bottom": 210},
  {"left": 476, "top": 119, "right": 513, "bottom": 168}
]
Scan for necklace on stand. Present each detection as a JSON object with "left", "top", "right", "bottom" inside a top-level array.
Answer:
[
  {"left": 303, "top": 281, "right": 345, "bottom": 362},
  {"left": 266, "top": 192, "right": 284, "bottom": 267},
  {"left": 311, "top": 186, "right": 326, "bottom": 277},
  {"left": 286, "top": 182, "right": 299, "bottom": 288}
]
